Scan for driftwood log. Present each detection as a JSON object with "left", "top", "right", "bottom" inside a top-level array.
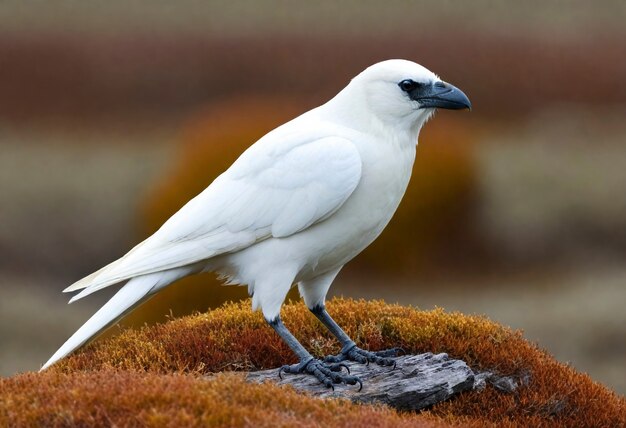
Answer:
[{"left": 247, "top": 353, "right": 517, "bottom": 411}]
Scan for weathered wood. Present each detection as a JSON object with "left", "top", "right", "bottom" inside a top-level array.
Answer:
[{"left": 247, "top": 352, "right": 515, "bottom": 411}]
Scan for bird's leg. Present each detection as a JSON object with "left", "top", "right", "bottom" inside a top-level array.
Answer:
[
  {"left": 267, "top": 316, "right": 362, "bottom": 389},
  {"left": 310, "top": 304, "right": 402, "bottom": 367}
]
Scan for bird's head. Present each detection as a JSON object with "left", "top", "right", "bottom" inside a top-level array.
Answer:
[{"left": 344, "top": 59, "right": 471, "bottom": 134}]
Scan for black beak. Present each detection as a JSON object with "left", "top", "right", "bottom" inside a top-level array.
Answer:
[{"left": 410, "top": 81, "right": 471, "bottom": 110}]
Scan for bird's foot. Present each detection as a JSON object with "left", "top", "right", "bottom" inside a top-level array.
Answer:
[
  {"left": 279, "top": 357, "right": 362, "bottom": 390},
  {"left": 324, "top": 344, "right": 404, "bottom": 367}
]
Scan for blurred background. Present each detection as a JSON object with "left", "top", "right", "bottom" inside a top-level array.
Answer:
[{"left": 1, "top": 1, "right": 625, "bottom": 394}]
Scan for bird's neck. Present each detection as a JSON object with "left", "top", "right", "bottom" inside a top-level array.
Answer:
[{"left": 320, "top": 82, "right": 425, "bottom": 146}]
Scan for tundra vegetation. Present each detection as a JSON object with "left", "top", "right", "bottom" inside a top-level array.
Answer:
[{"left": 2, "top": 299, "right": 624, "bottom": 427}]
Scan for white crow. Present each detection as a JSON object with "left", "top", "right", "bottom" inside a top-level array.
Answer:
[{"left": 41, "top": 59, "right": 471, "bottom": 387}]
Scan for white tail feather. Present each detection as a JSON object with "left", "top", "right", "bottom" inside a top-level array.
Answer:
[
  {"left": 63, "top": 240, "right": 149, "bottom": 293},
  {"left": 41, "top": 269, "right": 186, "bottom": 371},
  {"left": 62, "top": 261, "right": 118, "bottom": 293}
]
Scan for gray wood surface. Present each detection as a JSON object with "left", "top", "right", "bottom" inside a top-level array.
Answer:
[{"left": 247, "top": 352, "right": 515, "bottom": 411}]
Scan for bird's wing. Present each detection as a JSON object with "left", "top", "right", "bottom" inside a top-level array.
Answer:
[{"left": 67, "top": 132, "right": 362, "bottom": 300}]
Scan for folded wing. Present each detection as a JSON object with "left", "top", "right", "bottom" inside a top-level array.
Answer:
[{"left": 66, "top": 133, "right": 362, "bottom": 301}]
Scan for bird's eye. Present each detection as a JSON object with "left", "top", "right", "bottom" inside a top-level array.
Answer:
[{"left": 398, "top": 79, "right": 420, "bottom": 92}]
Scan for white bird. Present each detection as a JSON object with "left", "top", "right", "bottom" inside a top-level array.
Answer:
[{"left": 41, "top": 59, "right": 471, "bottom": 387}]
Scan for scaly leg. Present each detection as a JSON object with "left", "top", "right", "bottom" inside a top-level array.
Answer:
[
  {"left": 310, "top": 304, "right": 403, "bottom": 367},
  {"left": 267, "top": 316, "right": 362, "bottom": 390}
]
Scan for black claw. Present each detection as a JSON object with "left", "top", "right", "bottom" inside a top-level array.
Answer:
[
  {"left": 279, "top": 358, "right": 364, "bottom": 390},
  {"left": 323, "top": 345, "right": 402, "bottom": 371},
  {"left": 374, "top": 348, "right": 400, "bottom": 358},
  {"left": 328, "top": 362, "right": 350, "bottom": 373},
  {"left": 356, "top": 378, "right": 363, "bottom": 392},
  {"left": 278, "top": 365, "right": 286, "bottom": 380},
  {"left": 393, "top": 347, "right": 406, "bottom": 356},
  {"left": 324, "top": 355, "right": 341, "bottom": 363}
]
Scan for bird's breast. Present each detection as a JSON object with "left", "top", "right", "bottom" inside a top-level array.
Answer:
[
  {"left": 217, "top": 132, "right": 418, "bottom": 285},
  {"left": 341, "top": 140, "right": 416, "bottom": 235},
  {"left": 296, "top": 137, "right": 417, "bottom": 277}
]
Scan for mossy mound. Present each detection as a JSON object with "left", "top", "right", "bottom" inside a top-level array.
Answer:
[
  {"left": 1, "top": 371, "right": 442, "bottom": 427},
  {"left": 2, "top": 299, "right": 624, "bottom": 427}
]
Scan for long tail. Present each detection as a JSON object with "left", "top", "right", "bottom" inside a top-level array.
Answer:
[{"left": 40, "top": 269, "right": 185, "bottom": 371}]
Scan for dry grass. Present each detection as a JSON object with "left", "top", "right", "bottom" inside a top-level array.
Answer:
[
  {"left": 1, "top": 371, "right": 444, "bottom": 428},
  {"left": 2, "top": 299, "right": 621, "bottom": 427}
]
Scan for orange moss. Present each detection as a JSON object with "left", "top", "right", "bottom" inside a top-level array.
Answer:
[
  {"left": 0, "top": 371, "right": 445, "bottom": 427},
  {"left": 34, "top": 298, "right": 626, "bottom": 427},
  {"left": 131, "top": 97, "right": 480, "bottom": 324}
]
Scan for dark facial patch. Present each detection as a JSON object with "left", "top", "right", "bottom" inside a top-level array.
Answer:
[{"left": 398, "top": 79, "right": 424, "bottom": 93}]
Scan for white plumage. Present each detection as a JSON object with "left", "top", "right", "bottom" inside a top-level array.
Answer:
[{"left": 42, "top": 59, "right": 470, "bottom": 373}]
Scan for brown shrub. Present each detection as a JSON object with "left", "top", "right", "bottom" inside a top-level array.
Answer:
[
  {"left": 36, "top": 298, "right": 626, "bottom": 427},
  {"left": 131, "top": 97, "right": 480, "bottom": 324}
]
